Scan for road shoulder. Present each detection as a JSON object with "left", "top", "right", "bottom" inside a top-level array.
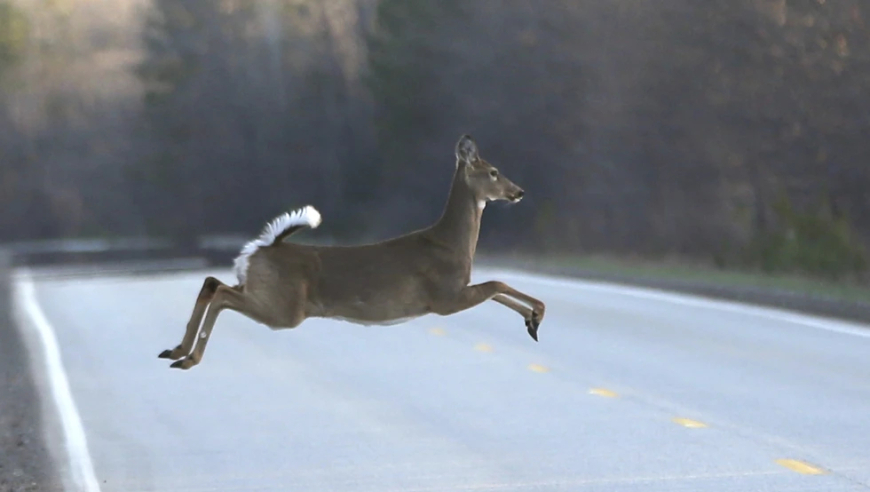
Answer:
[{"left": 0, "top": 253, "right": 62, "bottom": 492}]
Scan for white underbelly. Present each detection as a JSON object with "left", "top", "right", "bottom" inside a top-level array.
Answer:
[{"left": 328, "top": 315, "right": 422, "bottom": 326}]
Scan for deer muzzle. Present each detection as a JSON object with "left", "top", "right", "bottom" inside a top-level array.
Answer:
[{"left": 508, "top": 189, "right": 525, "bottom": 203}]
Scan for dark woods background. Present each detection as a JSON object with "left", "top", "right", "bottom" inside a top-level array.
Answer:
[{"left": 1, "top": 0, "right": 869, "bottom": 280}]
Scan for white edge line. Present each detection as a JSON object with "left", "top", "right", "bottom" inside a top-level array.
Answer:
[
  {"left": 14, "top": 270, "right": 101, "bottom": 492},
  {"left": 484, "top": 268, "right": 870, "bottom": 339}
]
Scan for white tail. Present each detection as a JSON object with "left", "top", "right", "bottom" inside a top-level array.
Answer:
[{"left": 232, "top": 205, "right": 322, "bottom": 284}]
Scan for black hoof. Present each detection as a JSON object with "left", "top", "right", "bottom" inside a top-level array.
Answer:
[
  {"left": 525, "top": 319, "right": 539, "bottom": 342},
  {"left": 170, "top": 359, "right": 188, "bottom": 369},
  {"left": 158, "top": 349, "right": 174, "bottom": 359}
]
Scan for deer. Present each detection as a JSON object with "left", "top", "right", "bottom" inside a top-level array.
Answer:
[{"left": 158, "top": 134, "right": 546, "bottom": 370}]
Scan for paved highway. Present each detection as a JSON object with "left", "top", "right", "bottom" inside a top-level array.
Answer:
[{"left": 14, "top": 266, "right": 870, "bottom": 491}]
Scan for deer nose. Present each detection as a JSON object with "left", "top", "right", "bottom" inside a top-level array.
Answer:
[
  {"left": 516, "top": 189, "right": 524, "bottom": 199},
  {"left": 511, "top": 189, "right": 525, "bottom": 202}
]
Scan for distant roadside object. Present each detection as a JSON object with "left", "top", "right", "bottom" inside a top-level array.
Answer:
[{"left": 159, "top": 135, "right": 546, "bottom": 370}]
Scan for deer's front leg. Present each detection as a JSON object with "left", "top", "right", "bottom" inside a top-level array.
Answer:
[
  {"left": 490, "top": 294, "right": 542, "bottom": 341},
  {"left": 490, "top": 294, "right": 532, "bottom": 318},
  {"left": 431, "top": 281, "right": 544, "bottom": 341},
  {"left": 494, "top": 286, "right": 546, "bottom": 341}
]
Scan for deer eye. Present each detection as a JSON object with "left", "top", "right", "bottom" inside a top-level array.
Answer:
[{"left": 489, "top": 169, "right": 498, "bottom": 179}]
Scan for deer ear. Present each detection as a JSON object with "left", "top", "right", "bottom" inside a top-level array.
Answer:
[{"left": 455, "top": 134, "right": 479, "bottom": 164}]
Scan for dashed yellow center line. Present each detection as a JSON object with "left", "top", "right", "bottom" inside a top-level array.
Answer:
[
  {"left": 527, "top": 363, "right": 550, "bottom": 373},
  {"left": 588, "top": 388, "right": 618, "bottom": 398},
  {"left": 672, "top": 417, "right": 708, "bottom": 428},
  {"left": 474, "top": 343, "right": 493, "bottom": 352},
  {"left": 775, "top": 459, "right": 827, "bottom": 475},
  {"left": 428, "top": 328, "right": 446, "bottom": 336}
]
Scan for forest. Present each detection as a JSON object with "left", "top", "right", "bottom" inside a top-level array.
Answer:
[{"left": 1, "top": 0, "right": 869, "bottom": 280}]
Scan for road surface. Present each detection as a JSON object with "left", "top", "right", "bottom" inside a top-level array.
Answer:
[{"left": 14, "top": 266, "right": 870, "bottom": 491}]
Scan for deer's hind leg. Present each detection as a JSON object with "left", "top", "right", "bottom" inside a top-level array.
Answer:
[
  {"left": 158, "top": 276, "right": 225, "bottom": 360},
  {"left": 169, "top": 281, "right": 308, "bottom": 370}
]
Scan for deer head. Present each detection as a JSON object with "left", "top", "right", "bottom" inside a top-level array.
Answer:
[{"left": 455, "top": 134, "right": 524, "bottom": 206}]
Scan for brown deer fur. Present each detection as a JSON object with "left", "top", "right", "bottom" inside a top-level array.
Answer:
[{"left": 159, "top": 134, "right": 545, "bottom": 370}]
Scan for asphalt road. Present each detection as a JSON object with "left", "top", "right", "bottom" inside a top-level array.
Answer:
[{"left": 16, "top": 266, "right": 870, "bottom": 491}]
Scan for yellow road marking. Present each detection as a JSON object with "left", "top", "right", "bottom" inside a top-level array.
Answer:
[
  {"left": 474, "top": 343, "right": 493, "bottom": 352},
  {"left": 775, "top": 459, "right": 827, "bottom": 475},
  {"left": 527, "top": 363, "right": 550, "bottom": 373},
  {"left": 588, "top": 388, "right": 618, "bottom": 398},
  {"left": 672, "top": 417, "right": 707, "bottom": 428},
  {"left": 428, "top": 328, "right": 446, "bottom": 336}
]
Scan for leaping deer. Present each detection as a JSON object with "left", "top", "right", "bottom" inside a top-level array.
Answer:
[{"left": 159, "top": 134, "right": 545, "bottom": 370}]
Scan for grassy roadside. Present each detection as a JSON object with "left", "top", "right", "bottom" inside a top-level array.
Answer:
[
  {"left": 535, "top": 254, "right": 870, "bottom": 304},
  {"left": 478, "top": 252, "right": 870, "bottom": 324}
]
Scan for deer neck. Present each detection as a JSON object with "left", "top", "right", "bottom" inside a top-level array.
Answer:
[{"left": 430, "top": 166, "right": 484, "bottom": 259}]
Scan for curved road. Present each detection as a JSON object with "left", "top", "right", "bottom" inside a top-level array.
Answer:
[{"left": 15, "top": 266, "right": 870, "bottom": 491}]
